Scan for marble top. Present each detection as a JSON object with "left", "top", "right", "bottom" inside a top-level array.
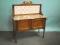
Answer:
[{"left": 13, "top": 14, "right": 46, "bottom": 20}]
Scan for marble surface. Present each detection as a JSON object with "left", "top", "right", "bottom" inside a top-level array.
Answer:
[
  {"left": 14, "top": 5, "right": 40, "bottom": 15},
  {"left": 13, "top": 14, "right": 46, "bottom": 20}
]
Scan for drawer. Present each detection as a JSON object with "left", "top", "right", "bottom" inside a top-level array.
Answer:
[
  {"left": 31, "top": 18, "right": 45, "bottom": 29},
  {"left": 16, "top": 20, "right": 31, "bottom": 32}
]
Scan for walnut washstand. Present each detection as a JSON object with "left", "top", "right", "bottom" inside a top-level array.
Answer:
[{"left": 12, "top": 4, "right": 47, "bottom": 42}]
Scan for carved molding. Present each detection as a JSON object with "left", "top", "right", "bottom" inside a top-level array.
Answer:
[{"left": 22, "top": 1, "right": 32, "bottom": 5}]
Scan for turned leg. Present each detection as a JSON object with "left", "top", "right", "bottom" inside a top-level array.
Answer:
[
  {"left": 43, "top": 28, "right": 45, "bottom": 38},
  {"left": 13, "top": 30, "right": 17, "bottom": 43},
  {"left": 12, "top": 21, "right": 17, "bottom": 43},
  {"left": 38, "top": 29, "right": 40, "bottom": 33},
  {"left": 43, "top": 18, "right": 46, "bottom": 38},
  {"left": 38, "top": 29, "right": 40, "bottom": 37}
]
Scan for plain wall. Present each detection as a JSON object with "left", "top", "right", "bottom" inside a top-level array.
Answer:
[{"left": 0, "top": 0, "right": 60, "bottom": 31}]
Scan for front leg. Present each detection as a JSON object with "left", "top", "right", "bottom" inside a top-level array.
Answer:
[
  {"left": 12, "top": 21, "right": 17, "bottom": 43},
  {"left": 13, "top": 30, "right": 17, "bottom": 43}
]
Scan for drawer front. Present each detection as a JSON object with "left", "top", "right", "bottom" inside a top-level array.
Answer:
[
  {"left": 31, "top": 18, "right": 45, "bottom": 29},
  {"left": 17, "top": 20, "right": 30, "bottom": 32}
]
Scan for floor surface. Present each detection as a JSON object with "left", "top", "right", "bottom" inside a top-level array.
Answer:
[{"left": 0, "top": 31, "right": 60, "bottom": 45}]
